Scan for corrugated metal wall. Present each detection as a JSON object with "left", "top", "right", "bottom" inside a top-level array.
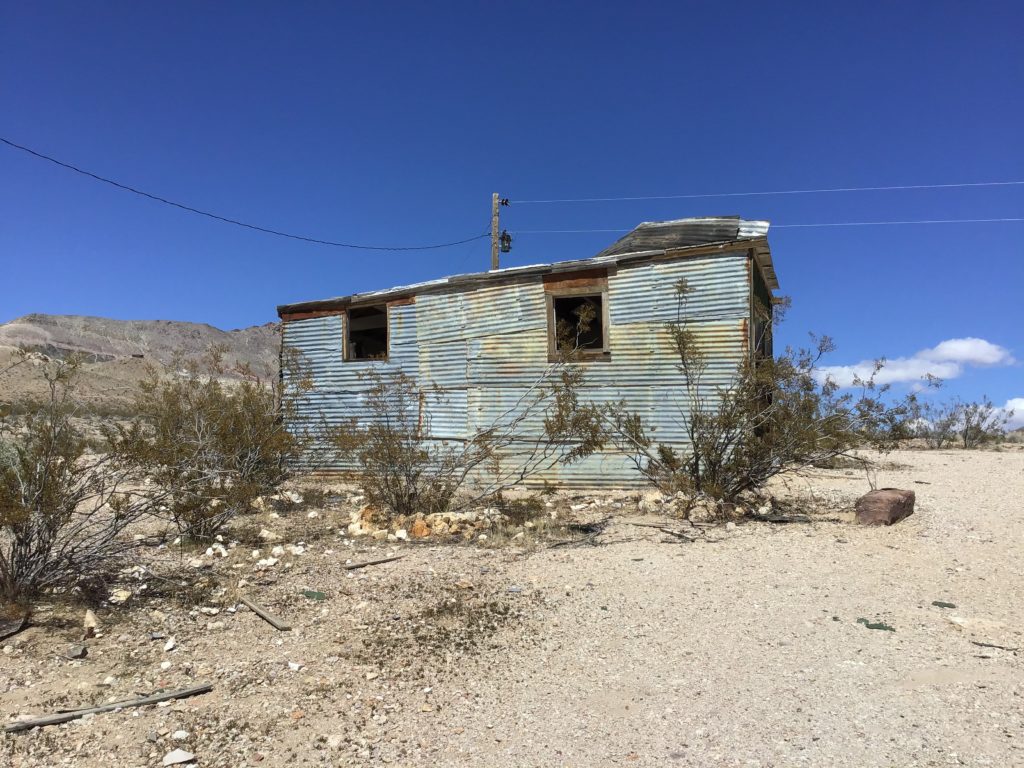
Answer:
[{"left": 282, "top": 251, "right": 751, "bottom": 486}]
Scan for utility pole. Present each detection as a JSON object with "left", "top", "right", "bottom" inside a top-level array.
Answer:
[{"left": 491, "top": 192, "right": 500, "bottom": 270}]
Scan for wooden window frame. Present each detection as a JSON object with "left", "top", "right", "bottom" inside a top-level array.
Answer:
[
  {"left": 344, "top": 303, "right": 390, "bottom": 362},
  {"left": 546, "top": 286, "right": 612, "bottom": 362}
]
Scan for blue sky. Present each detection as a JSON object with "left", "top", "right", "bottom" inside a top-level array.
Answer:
[{"left": 2, "top": 2, "right": 1021, "bottom": 418}]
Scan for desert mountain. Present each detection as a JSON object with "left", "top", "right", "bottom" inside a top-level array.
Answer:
[{"left": 0, "top": 314, "right": 279, "bottom": 412}]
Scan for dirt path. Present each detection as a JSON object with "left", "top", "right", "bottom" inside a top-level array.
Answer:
[{"left": 2, "top": 450, "right": 1022, "bottom": 767}]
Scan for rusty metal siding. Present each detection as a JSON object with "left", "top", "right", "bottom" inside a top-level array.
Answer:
[{"left": 282, "top": 252, "right": 752, "bottom": 487}]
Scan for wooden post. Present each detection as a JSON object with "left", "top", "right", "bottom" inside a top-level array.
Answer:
[{"left": 491, "top": 192, "right": 500, "bottom": 270}]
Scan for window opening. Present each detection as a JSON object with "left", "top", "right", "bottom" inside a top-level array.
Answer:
[
  {"left": 347, "top": 305, "right": 388, "bottom": 360},
  {"left": 553, "top": 294, "right": 606, "bottom": 353}
]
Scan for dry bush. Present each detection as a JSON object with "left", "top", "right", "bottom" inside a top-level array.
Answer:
[
  {"left": 910, "top": 396, "right": 1013, "bottom": 449},
  {"left": 590, "top": 279, "right": 915, "bottom": 503},
  {"left": 108, "top": 350, "right": 300, "bottom": 541},
  {"left": 0, "top": 357, "right": 161, "bottom": 604},
  {"left": 955, "top": 396, "right": 1011, "bottom": 448},
  {"left": 328, "top": 361, "right": 602, "bottom": 519}
]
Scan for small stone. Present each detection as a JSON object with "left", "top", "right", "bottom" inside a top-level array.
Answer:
[
  {"left": 109, "top": 588, "right": 132, "bottom": 604},
  {"left": 725, "top": 521, "right": 737, "bottom": 531},
  {"left": 162, "top": 749, "right": 195, "bottom": 766},
  {"left": 306, "top": 510, "right": 319, "bottom": 519},
  {"left": 411, "top": 519, "right": 431, "bottom": 538},
  {"left": 83, "top": 609, "right": 100, "bottom": 637},
  {"left": 147, "top": 731, "right": 159, "bottom": 743},
  {"left": 65, "top": 644, "right": 88, "bottom": 659},
  {"left": 160, "top": 661, "right": 172, "bottom": 671},
  {"left": 288, "top": 661, "right": 303, "bottom": 672},
  {"left": 326, "top": 734, "right": 343, "bottom": 749},
  {"left": 171, "top": 730, "right": 189, "bottom": 741},
  {"left": 102, "top": 675, "right": 117, "bottom": 686},
  {"left": 164, "top": 637, "right": 176, "bottom": 652},
  {"left": 394, "top": 528, "right": 408, "bottom": 541},
  {"left": 258, "top": 528, "right": 280, "bottom": 542}
]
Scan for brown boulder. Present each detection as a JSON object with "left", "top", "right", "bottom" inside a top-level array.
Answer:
[
  {"left": 410, "top": 518, "right": 431, "bottom": 538},
  {"left": 855, "top": 488, "right": 915, "bottom": 526}
]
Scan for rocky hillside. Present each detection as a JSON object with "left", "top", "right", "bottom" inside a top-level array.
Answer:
[{"left": 0, "top": 314, "right": 279, "bottom": 412}]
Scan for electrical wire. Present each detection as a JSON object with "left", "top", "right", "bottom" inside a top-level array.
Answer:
[
  {"left": 513, "top": 181, "right": 1024, "bottom": 204},
  {"left": 0, "top": 137, "right": 489, "bottom": 251},
  {"left": 514, "top": 218, "right": 1024, "bottom": 234}
]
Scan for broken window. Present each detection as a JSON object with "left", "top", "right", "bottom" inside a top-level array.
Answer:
[
  {"left": 346, "top": 305, "right": 388, "bottom": 360},
  {"left": 551, "top": 293, "right": 608, "bottom": 356}
]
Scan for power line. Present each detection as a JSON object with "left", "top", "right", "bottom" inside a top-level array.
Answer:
[
  {"left": 513, "top": 181, "right": 1024, "bottom": 204},
  {"left": 514, "top": 217, "right": 1024, "bottom": 234},
  {"left": 0, "top": 137, "right": 489, "bottom": 251}
]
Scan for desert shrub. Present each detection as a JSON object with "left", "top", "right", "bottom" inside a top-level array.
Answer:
[
  {"left": 329, "top": 363, "right": 602, "bottom": 519},
  {"left": 110, "top": 351, "right": 298, "bottom": 541},
  {"left": 591, "top": 280, "right": 915, "bottom": 503},
  {"left": 0, "top": 358, "right": 158, "bottom": 603},
  {"left": 954, "top": 396, "right": 1011, "bottom": 449},
  {"left": 909, "top": 399, "right": 960, "bottom": 449}
]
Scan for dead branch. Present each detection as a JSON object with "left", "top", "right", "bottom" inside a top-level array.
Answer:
[
  {"left": 238, "top": 596, "right": 291, "bottom": 631},
  {"left": 342, "top": 554, "right": 404, "bottom": 571},
  {"left": 970, "top": 640, "right": 1020, "bottom": 652},
  {"left": 4, "top": 683, "right": 213, "bottom": 733}
]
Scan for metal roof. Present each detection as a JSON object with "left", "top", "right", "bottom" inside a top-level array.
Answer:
[{"left": 277, "top": 216, "right": 777, "bottom": 316}]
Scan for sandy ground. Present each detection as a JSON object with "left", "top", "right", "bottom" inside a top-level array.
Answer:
[{"left": 2, "top": 449, "right": 1022, "bottom": 767}]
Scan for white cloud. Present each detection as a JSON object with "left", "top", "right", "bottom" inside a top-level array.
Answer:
[
  {"left": 921, "top": 338, "right": 1015, "bottom": 366},
  {"left": 1003, "top": 398, "right": 1024, "bottom": 430},
  {"left": 818, "top": 337, "right": 1014, "bottom": 388}
]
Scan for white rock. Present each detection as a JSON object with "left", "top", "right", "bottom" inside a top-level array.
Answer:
[
  {"left": 271, "top": 545, "right": 285, "bottom": 557},
  {"left": 199, "top": 607, "right": 220, "bottom": 616},
  {"left": 160, "top": 661, "right": 172, "bottom": 671},
  {"left": 284, "top": 490, "right": 303, "bottom": 504},
  {"left": 109, "top": 588, "right": 132, "bottom": 604},
  {"left": 288, "top": 661, "right": 303, "bottom": 672},
  {"left": 307, "top": 510, "right": 319, "bottom": 519},
  {"left": 164, "top": 637, "right": 176, "bottom": 652},
  {"left": 258, "top": 528, "right": 280, "bottom": 542},
  {"left": 162, "top": 749, "right": 195, "bottom": 766},
  {"left": 171, "top": 730, "right": 189, "bottom": 740},
  {"left": 394, "top": 529, "right": 408, "bottom": 541}
]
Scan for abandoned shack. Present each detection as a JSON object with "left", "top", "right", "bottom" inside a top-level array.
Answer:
[{"left": 276, "top": 216, "right": 780, "bottom": 487}]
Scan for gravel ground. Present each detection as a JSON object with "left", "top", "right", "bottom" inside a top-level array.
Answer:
[{"left": 2, "top": 449, "right": 1022, "bottom": 767}]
